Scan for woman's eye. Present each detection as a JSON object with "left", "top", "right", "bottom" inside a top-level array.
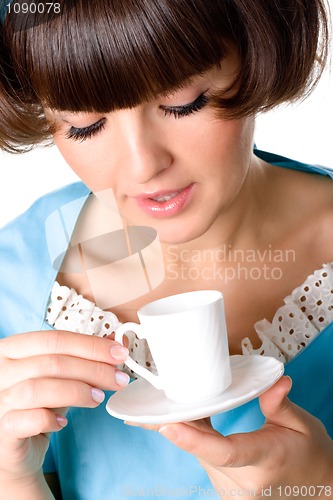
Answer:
[
  {"left": 66, "top": 118, "right": 106, "bottom": 142},
  {"left": 63, "top": 94, "right": 208, "bottom": 141},
  {"left": 161, "top": 93, "right": 209, "bottom": 119}
]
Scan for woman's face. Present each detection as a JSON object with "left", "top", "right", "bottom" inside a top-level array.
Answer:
[{"left": 47, "top": 55, "right": 255, "bottom": 244}]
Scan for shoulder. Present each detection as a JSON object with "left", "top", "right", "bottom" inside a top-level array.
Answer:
[
  {"left": 0, "top": 181, "right": 89, "bottom": 243},
  {"left": 0, "top": 181, "right": 89, "bottom": 273},
  {"left": 1, "top": 180, "right": 89, "bottom": 227},
  {"left": 17, "top": 181, "right": 90, "bottom": 222},
  {"left": 266, "top": 157, "right": 333, "bottom": 260},
  {"left": 0, "top": 182, "right": 89, "bottom": 336}
]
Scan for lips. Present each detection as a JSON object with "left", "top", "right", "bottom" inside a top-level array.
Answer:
[
  {"left": 134, "top": 184, "right": 195, "bottom": 218},
  {"left": 150, "top": 190, "right": 182, "bottom": 203}
]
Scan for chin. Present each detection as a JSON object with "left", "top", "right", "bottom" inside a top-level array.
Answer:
[
  {"left": 124, "top": 207, "right": 210, "bottom": 245},
  {"left": 157, "top": 223, "right": 207, "bottom": 246}
]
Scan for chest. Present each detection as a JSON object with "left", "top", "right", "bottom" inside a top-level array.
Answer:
[
  {"left": 57, "top": 226, "right": 331, "bottom": 355},
  {"left": 101, "top": 249, "right": 325, "bottom": 352}
]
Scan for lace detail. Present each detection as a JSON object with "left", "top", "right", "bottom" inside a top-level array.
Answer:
[
  {"left": 46, "top": 263, "right": 333, "bottom": 372},
  {"left": 242, "top": 263, "right": 333, "bottom": 362},
  {"left": 45, "top": 281, "right": 157, "bottom": 377},
  {"left": 46, "top": 281, "right": 121, "bottom": 336}
]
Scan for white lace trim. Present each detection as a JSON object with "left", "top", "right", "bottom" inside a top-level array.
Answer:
[
  {"left": 45, "top": 281, "right": 157, "bottom": 376},
  {"left": 242, "top": 262, "right": 333, "bottom": 362},
  {"left": 46, "top": 263, "right": 333, "bottom": 370}
]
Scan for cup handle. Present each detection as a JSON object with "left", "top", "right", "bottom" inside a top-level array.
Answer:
[{"left": 115, "top": 323, "right": 163, "bottom": 389}]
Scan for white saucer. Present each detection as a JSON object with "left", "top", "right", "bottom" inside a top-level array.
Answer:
[{"left": 106, "top": 355, "right": 284, "bottom": 424}]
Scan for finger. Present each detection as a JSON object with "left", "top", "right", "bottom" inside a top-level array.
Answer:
[
  {"left": 125, "top": 417, "right": 215, "bottom": 433},
  {"left": 0, "top": 409, "right": 68, "bottom": 439},
  {"left": 0, "top": 330, "right": 129, "bottom": 365},
  {"left": 1, "top": 378, "right": 109, "bottom": 411},
  {"left": 259, "top": 376, "right": 310, "bottom": 433},
  {"left": 158, "top": 422, "right": 244, "bottom": 466},
  {"left": 259, "top": 375, "right": 292, "bottom": 415},
  {"left": 185, "top": 417, "right": 215, "bottom": 432},
  {"left": 2, "top": 355, "right": 129, "bottom": 392},
  {"left": 125, "top": 421, "right": 161, "bottom": 431},
  {"left": 157, "top": 378, "right": 306, "bottom": 468},
  {"left": 163, "top": 420, "right": 289, "bottom": 468}
]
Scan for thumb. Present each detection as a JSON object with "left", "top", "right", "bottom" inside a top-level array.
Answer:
[
  {"left": 259, "top": 375, "right": 308, "bottom": 433},
  {"left": 157, "top": 377, "right": 299, "bottom": 468},
  {"left": 158, "top": 417, "right": 276, "bottom": 468}
]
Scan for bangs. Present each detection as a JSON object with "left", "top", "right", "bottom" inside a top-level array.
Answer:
[
  {"left": 1, "top": 0, "right": 329, "bottom": 152},
  {"left": 8, "top": 0, "right": 230, "bottom": 112}
]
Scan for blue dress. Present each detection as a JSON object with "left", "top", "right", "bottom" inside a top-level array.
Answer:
[{"left": 0, "top": 150, "right": 332, "bottom": 499}]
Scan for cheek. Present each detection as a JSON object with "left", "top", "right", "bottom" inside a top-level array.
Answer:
[
  {"left": 176, "top": 116, "right": 253, "bottom": 161},
  {"left": 208, "top": 117, "right": 254, "bottom": 152},
  {"left": 214, "top": 120, "right": 254, "bottom": 182},
  {"left": 53, "top": 136, "right": 112, "bottom": 191},
  {"left": 53, "top": 136, "right": 85, "bottom": 171},
  {"left": 202, "top": 118, "right": 254, "bottom": 187}
]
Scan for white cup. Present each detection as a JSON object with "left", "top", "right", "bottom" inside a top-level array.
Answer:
[{"left": 115, "top": 290, "right": 232, "bottom": 403}]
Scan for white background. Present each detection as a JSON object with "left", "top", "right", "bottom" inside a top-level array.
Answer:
[{"left": 0, "top": 30, "right": 332, "bottom": 228}]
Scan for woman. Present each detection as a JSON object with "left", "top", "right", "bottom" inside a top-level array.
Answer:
[{"left": 0, "top": 0, "right": 332, "bottom": 498}]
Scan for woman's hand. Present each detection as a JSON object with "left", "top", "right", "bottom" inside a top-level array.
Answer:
[
  {"left": 0, "top": 330, "right": 129, "bottom": 484},
  {"left": 128, "top": 377, "right": 333, "bottom": 499}
]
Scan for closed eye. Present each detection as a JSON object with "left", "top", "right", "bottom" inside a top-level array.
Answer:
[
  {"left": 160, "top": 92, "right": 209, "bottom": 119},
  {"left": 66, "top": 118, "right": 106, "bottom": 142}
]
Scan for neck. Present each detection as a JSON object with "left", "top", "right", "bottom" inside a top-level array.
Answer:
[{"left": 161, "top": 155, "right": 268, "bottom": 260}]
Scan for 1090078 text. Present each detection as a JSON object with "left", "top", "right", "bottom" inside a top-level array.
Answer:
[{"left": 6, "top": 2, "right": 61, "bottom": 15}]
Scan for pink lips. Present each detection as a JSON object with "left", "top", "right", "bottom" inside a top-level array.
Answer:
[{"left": 135, "top": 184, "right": 195, "bottom": 218}]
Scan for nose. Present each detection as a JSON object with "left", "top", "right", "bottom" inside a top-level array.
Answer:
[{"left": 115, "top": 108, "right": 172, "bottom": 184}]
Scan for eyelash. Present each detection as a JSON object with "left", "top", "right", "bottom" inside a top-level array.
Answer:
[
  {"left": 65, "top": 93, "right": 209, "bottom": 141},
  {"left": 66, "top": 118, "right": 106, "bottom": 142},
  {"left": 161, "top": 93, "right": 209, "bottom": 119}
]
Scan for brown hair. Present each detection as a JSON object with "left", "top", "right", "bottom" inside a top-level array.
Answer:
[{"left": 0, "top": 0, "right": 330, "bottom": 152}]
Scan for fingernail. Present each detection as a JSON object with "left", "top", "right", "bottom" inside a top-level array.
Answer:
[
  {"left": 159, "top": 425, "right": 179, "bottom": 442},
  {"left": 115, "top": 370, "right": 130, "bottom": 387},
  {"left": 56, "top": 415, "right": 68, "bottom": 428},
  {"left": 110, "top": 345, "right": 129, "bottom": 361},
  {"left": 286, "top": 375, "right": 293, "bottom": 391},
  {"left": 91, "top": 388, "right": 105, "bottom": 404}
]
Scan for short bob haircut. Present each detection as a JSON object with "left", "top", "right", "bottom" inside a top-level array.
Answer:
[{"left": 0, "top": 0, "right": 330, "bottom": 152}]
